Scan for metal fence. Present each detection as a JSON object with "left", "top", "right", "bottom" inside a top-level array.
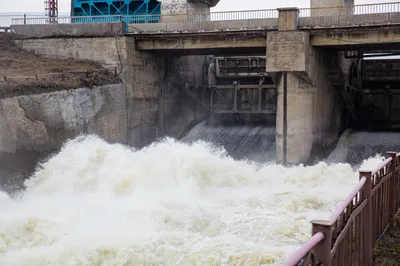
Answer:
[
  {"left": 300, "top": 1, "right": 400, "bottom": 17},
  {"left": 11, "top": 9, "right": 279, "bottom": 26},
  {"left": 283, "top": 151, "right": 400, "bottom": 266},
  {"left": 8, "top": 1, "right": 400, "bottom": 27}
]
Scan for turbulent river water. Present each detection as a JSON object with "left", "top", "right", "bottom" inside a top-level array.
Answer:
[{"left": 0, "top": 132, "right": 387, "bottom": 265}]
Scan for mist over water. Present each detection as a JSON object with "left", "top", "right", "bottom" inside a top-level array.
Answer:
[{"left": 0, "top": 134, "right": 385, "bottom": 265}]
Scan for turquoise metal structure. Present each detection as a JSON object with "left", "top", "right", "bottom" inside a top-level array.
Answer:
[{"left": 71, "top": 0, "right": 161, "bottom": 23}]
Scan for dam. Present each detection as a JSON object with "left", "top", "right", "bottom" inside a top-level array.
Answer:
[{"left": 2, "top": 0, "right": 400, "bottom": 265}]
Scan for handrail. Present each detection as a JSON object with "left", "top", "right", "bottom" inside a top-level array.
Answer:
[
  {"left": 370, "top": 157, "right": 392, "bottom": 176},
  {"left": 8, "top": 1, "right": 400, "bottom": 26},
  {"left": 284, "top": 153, "right": 398, "bottom": 266},
  {"left": 282, "top": 232, "right": 325, "bottom": 266},
  {"left": 328, "top": 176, "right": 367, "bottom": 222}
]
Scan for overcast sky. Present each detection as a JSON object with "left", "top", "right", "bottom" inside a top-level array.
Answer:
[{"left": 0, "top": 0, "right": 397, "bottom": 13}]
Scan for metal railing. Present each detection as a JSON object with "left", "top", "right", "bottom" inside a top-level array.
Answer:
[
  {"left": 284, "top": 151, "right": 400, "bottom": 266},
  {"left": 8, "top": 1, "right": 400, "bottom": 27},
  {"left": 0, "top": 26, "right": 11, "bottom": 32},
  {"left": 11, "top": 9, "right": 279, "bottom": 26},
  {"left": 299, "top": 1, "right": 400, "bottom": 17}
]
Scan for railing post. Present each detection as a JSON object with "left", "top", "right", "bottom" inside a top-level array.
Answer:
[
  {"left": 24, "top": 14, "right": 26, "bottom": 25},
  {"left": 387, "top": 151, "right": 398, "bottom": 221},
  {"left": 360, "top": 170, "right": 373, "bottom": 266},
  {"left": 311, "top": 220, "right": 333, "bottom": 266}
]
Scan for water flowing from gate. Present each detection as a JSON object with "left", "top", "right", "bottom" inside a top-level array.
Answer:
[
  {"left": 181, "top": 120, "right": 276, "bottom": 163},
  {"left": 0, "top": 134, "right": 384, "bottom": 265},
  {"left": 327, "top": 129, "right": 400, "bottom": 166}
]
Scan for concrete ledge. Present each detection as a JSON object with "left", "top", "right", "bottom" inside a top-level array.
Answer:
[
  {"left": 127, "top": 18, "right": 278, "bottom": 34},
  {"left": 136, "top": 33, "right": 267, "bottom": 50},
  {"left": 11, "top": 22, "right": 125, "bottom": 39}
]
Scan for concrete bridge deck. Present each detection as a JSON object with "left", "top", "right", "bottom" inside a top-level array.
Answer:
[{"left": 10, "top": 2, "right": 400, "bottom": 53}]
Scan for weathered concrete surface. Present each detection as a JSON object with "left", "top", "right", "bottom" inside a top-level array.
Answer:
[
  {"left": 127, "top": 18, "right": 277, "bottom": 34},
  {"left": 11, "top": 22, "right": 124, "bottom": 39},
  {"left": 268, "top": 32, "right": 343, "bottom": 164},
  {"left": 300, "top": 13, "right": 400, "bottom": 29},
  {"left": 0, "top": 84, "right": 128, "bottom": 153},
  {"left": 124, "top": 38, "right": 208, "bottom": 147},
  {"left": 16, "top": 37, "right": 125, "bottom": 70},
  {"left": 161, "top": 55, "right": 209, "bottom": 138},
  {"left": 267, "top": 32, "right": 310, "bottom": 74},
  {"left": 0, "top": 84, "right": 128, "bottom": 192},
  {"left": 310, "top": 27, "right": 400, "bottom": 47},
  {"left": 16, "top": 36, "right": 208, "bottom": 148},
  {"left": 310, "top": 0, "right": 354, "bottom": 16},
  {"left": 135, "top": 33, "right": 268, "bottom": 51}
]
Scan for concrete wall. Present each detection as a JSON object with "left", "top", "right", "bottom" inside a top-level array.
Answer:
[
  {"left": 0, "top": 84, "right": 128, "bottom": 153},
  {"left": 11, "top": 22, "right": 124, "bottom": 39},
  {"left": 0, "top": 84, "right": 127, "bottom": 192},
  {"left": 17, "top": 37, "right": 125, "bottom": 70},
  {"left": 16, "top": 36, "right": 208, "bottom": 149}
]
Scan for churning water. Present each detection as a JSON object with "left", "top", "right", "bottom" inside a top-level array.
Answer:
[{"left": 0, "top": 135, "right": 384, "bottom": 265}]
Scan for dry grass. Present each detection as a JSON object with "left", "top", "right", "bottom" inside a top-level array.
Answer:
[
  {"left": 0, "top": 34, "right": 120, "bottom": 97},
  {"left": 373, "top": 213, "right": 400, "bottom": 266}
]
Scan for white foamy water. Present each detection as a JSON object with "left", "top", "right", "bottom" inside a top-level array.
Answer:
[{"left": 0, "top": 135, "right": 384, "bottom": 265}]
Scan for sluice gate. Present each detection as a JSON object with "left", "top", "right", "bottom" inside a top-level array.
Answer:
[
  {"left": 185, "top": 56, "right": 277, "bottom": 117},
  {"left": 333, "top": 57, "right": 400, "bottom": 130}
]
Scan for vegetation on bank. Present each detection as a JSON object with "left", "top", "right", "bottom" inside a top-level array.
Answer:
[
  {"left": 0, "top": 34, "right": 120, "bottom": 98},
  {"left": 373, "top": 212, "right": 400, "bottom": 266}
]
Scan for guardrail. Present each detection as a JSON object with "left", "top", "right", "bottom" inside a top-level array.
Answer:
[
  {"left": 299, "top": 1, "right": 400, "bottom": 17},
  {"left": 8, "top": 1, "right": 400, "bottom": 27},
  {"left": 284, "top": 151, "right": 400, "bottom": 266},
  {"left": 0, "top": 26, "right": 10, "bottom": 32},
  {"left": 11, "top": 9, "right": 279, "bottom": 26}
]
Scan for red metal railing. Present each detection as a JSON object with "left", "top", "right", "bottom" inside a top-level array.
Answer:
[{"left": 284, "top": 151, "right": 400, "bottom": 266}]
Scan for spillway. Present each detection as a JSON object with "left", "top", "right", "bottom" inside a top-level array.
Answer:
[
  {"left": 181, "top": 119, "right": 276, "bottom": 163},
  {"left": 327, "top": 129, "right": 400, "bottom": 166},
  {"left": 0, "top": 135, "right": 385, "bottom": 265}
]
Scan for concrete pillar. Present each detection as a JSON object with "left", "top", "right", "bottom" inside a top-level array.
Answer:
[
  {"left": 267, "top": 7, "right": 344, "bottom": 164},
  {"left": 310, "top": 0, "right": 354, "bottom": 16},
  {"left": 277, "top": 8, "right": 299, "bottom": 31},
  {"left": 125, "top": 38, "right": 165, "bottom": 148}
]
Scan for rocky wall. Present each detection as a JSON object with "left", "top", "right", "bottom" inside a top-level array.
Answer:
[{"left": 0, "top": 84, "right": 128, "bottom": 192}]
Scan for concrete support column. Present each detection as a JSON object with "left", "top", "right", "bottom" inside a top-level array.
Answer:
[
  {"left": 277, "top": 7, "right": 299, "bottom": 31},
  {"left": 125, "top": 38, "right": 165, "bottom": 148},
  {"left": 267, "top": 6, "right": 346, "bottom": 164},
  {"left": 268, "top": 8, "right": 312, "bottom": 164}
]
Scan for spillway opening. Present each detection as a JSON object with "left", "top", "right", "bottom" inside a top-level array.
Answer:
[
  {"left": 182, "top": 55, "right": 277, "bottom": 163},
  {"left": 327, "top": 53, "right": 400, "bottom": 166},
  {"left": 181, "top": 114, "right": 276, "bottom": 163}
]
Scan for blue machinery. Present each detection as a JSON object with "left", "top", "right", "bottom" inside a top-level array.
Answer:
[{"left": 71, "top": 0, "right": 162, "bottom": 23}]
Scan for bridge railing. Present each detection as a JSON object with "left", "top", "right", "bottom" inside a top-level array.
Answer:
[
  {"left": 11, "top": 9, "right": 279, "bottom": 26},
  {"left": 284, "top": 151, "right": 400, "bottom": 266},
  {"left": 299, "top": 1, "right": 400, "bottom": 17},
  {"left": 9, "top": 1, "right": 400, "bottom": 27}
]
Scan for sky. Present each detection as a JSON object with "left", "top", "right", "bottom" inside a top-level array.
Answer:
[{"left": 0, "top": 0, "right": 398, "bottom": 13}]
